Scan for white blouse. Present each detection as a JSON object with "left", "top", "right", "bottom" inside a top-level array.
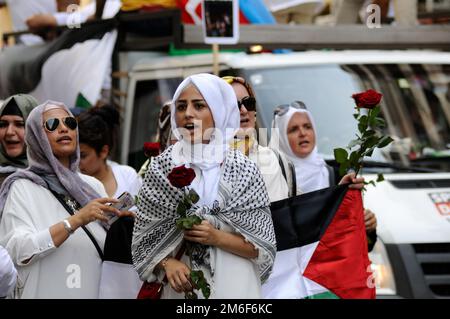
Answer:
[
  {"left": 0, "top": 174, "right": 108, "bottom": 299},
  {"left": 0, "top": 245, "right": 16, "bottom": 297},
  {"left": 108, "top": 160, "right": 142, "bottom": 199},
  {"left": 249, "top": 145, "right": 289, "bottom": 202}
]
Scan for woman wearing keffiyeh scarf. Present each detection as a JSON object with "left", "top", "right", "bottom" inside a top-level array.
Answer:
[{"left": 132, "top": 73, "right": 276, "bottom": 299}]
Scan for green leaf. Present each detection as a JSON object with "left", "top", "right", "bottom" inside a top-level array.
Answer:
[
  {"left": 372, "top": 105, "right": 381, "bottom": 117},
  {"left": 334, "top": 148, "right": 348, "bottom": 164},
  {"left": 349, "top": 151, "right": 360, "bottom": 168},
  {"left": 183, "top": 220, "right": 193, "bottom": 229},
  {"left": 362, "top": 130, "right": 376, "bottom": 139},
  {"left": 377, "top": 174, "right": 385, "bottom": 182},
  {"left": 192, "top": 215, "right": 202, "bottom": 225},
  {"left": 190, "top": 270, "right": 200, "bottom": 282},
  {"left": 347, "top": 139, "right": 362, "bottom": 149},
  {"left": 374, "top": 118, "right": 386, "bottom": 128},
  {"left": 358, "top": 115, "right": 368, "bottom": 134},
  {"left": 368, "top": 106, "right": 381, "bottom": 126},
  {"left": 177, "top": 201, "right": 187, "bottom": 216},
  {"left": 378, "top": 136, "right": 394, "bottom": 148},
  {"left": 366, "top": 180, "right": 376, "bottom": 187},
  {"left": 185, "top": 291, "right": 198, "bottom": 299},
  {"left": 365, "top": 147, "right": 375, "bottom": 157},
  {"left": 201, "top": 285, "right": 211, "bottom": 299},
  {"left": 188, "top": 189, "right": 200, "bottom": 204},
  {"left": 190, "top": 270, "right": 211, "bottom": 299},
  {"left": 338, "top": 162, "right": 349, "bottom": 177},
  {"left": 363, "top": 136, "right": 380, "bottom": 149}
]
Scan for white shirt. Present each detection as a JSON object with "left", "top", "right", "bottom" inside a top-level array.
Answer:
[
  {"left": 0, "top": 245, "right": 16, "bottom": 297},
  {"left": 249, "top": 144, "right": 289, "bottom": 202},
  {"left": 0, "top": 174, "right": 107, "bottom": 298},
  {"left": 108, "top": 160, "right": 142, "bottom": 199}
]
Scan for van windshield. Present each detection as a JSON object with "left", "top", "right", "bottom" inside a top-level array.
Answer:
[{"left": 242, "top": 63, "right": 450, "bottom": 171}]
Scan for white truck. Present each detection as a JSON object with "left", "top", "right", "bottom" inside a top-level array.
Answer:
[{"left": 118, "top": 49, "right": 450, "bottom": 298}]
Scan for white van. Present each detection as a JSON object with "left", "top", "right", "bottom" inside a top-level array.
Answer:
[{"left": 119, "top": 50, "right": 450, "bottom": 298}]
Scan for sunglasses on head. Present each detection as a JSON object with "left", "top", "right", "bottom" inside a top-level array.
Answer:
[
  {"left": 43, "top": 117, "right": 78, "bottom": 132},
  {"left": 273, "top": 101, "right": 307, "bottom": 117},
  {"left": 237, "top": 96, "right": 257, "bottom": 112},
  {"left": 222, "top": 75, "right": 245, "bottom": 85}
]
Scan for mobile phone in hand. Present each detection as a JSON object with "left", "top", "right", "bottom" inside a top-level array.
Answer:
[{"left": 105, "top": 191, "right": 135, "bottom": 226}]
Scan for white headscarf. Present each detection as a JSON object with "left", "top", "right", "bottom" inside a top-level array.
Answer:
[
  {"left": 170, "top": 73, "right": 240, "bottom": 206},
  {"left": 269, "top": 107, "right": 329, "bottom": 193}
]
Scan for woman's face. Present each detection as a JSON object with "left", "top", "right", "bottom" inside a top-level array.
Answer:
[
  {"left": 0, "top": 114, "right": 25, "bottom": 158},
  {"left": 79, "top": 143, "right": 107, "bottom": 176},
  {"left": 43, "top": 108, "right": 77, "bottom": 161},
  {"left": 287, "top": 112, "right": 316, "bottom": 158},
  {"left": 174, "top": 84, "right": 215, "bottom": 143},
  {"left": 231, "top": 82, "right": 256, "bottom": 133}
]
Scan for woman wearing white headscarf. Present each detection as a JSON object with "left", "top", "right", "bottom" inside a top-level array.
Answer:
[
  {"left": 263, "top": 103, "right": 376, "bottom": 298},
  {"left": 269, "top": 103, "right": 331, "bottom": 194},
  {"left": 0, "top": 100, "right": 121, "bottom": 298},
  {"left": 132, "top": 73, "right": 276, "bottom": 299}
]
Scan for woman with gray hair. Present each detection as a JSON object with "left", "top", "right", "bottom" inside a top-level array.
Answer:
[{"left": 0, "top": 100, "right": 121, "bottom": 298}]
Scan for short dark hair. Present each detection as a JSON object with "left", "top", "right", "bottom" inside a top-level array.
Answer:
[{"left": 78, "top": 105, "right": 119, "bottom": 155}]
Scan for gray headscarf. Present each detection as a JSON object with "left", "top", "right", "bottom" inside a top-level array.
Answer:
[
  {"left": 0, "top": 100, "right": 100, "bottom": 219},
  {"left": 0, "top": 94, "right": 39, "bottom": 169}
]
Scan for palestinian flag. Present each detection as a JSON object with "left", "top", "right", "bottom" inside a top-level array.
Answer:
[
  {"left": 0, "top": 16, "right": 117, "bottom": 107},
  {"left": 264, "top": 185, "right": 375, "bottom": 299},
  {"left": 178, "top": 0, "right": 276, "bottom": 24}
]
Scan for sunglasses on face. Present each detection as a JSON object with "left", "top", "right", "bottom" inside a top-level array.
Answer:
[
  {"left": 273, "top": 101, "right": 307, "bottom": 117},
  {"left": 237, "top": 96, "right": 257, "bottom": 112},
  {"left": 43, "top": 117, "right": 78, "bottom": 132}
]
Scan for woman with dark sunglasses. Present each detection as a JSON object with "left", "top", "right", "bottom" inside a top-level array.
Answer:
[
  {"left": 0, "top": 94, "right": 39, "bottom": 186},
  {"left": 223, "top": 76, "right": 292, "bottom": 202},
  {"left": 0, "top": 100, "right": 127, "bottom": 298}
]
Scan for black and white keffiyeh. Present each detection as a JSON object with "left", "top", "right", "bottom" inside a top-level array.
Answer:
[{"left": 132, "top": 145, "right": 276, "bottom": 285}]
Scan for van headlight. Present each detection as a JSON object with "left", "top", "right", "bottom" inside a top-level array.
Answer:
[{"left": 369, "top": 239, "right": 397, "bottom": 296}]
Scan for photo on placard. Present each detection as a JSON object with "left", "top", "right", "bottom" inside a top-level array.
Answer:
[{"left": 202, "top": 0, "right": 239, "bottom": 44}]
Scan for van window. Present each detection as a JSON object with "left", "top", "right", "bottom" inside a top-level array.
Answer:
[
  {"left": 242, "top": 63, "right": 450, "bottom": 170},
  {"left": 244, "top": 64, "right": 363, "bottom": 159},
  {"left": 127, "top": 77, "right": 182, "bottom": 169}
]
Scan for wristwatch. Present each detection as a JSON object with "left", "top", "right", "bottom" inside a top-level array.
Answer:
[{"left": 63, "top": 219, "right": 75, "bottom": 235}]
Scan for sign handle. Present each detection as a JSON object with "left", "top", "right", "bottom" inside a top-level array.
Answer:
[{"left": 212, "top": 43, "right": 219, "bottom": 76}]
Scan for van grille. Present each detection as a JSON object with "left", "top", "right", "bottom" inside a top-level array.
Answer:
[
  {"left": 390, "top": 179, "right": 450, "bottom": 189},
  {"left": 413, "top": 244, "right": 450, "bottom": 298}
]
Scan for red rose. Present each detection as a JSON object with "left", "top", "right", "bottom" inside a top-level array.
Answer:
[
  {"left": 168, "top": 165, "right": 196, "bottom": 188},
  {"left": 352, "top": 89, "right": 383, "bottom": 109},
  {"left": 143, "top": 142, "right": 160, "bottom": 158}
]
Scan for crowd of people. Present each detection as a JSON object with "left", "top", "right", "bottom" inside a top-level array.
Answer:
[{"left": 0, "top": 72, "right": 377, "bottom": 299}]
